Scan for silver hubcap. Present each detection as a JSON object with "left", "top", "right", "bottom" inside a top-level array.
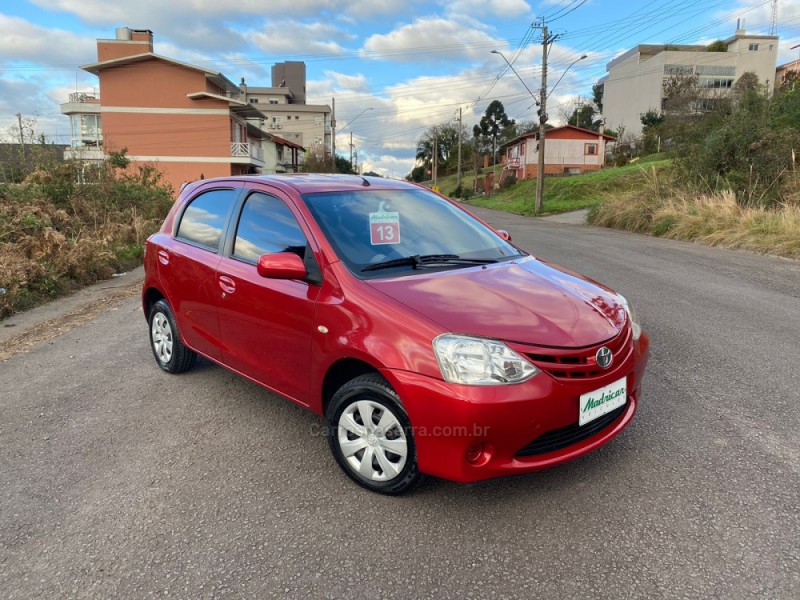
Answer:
[
  {"left": 337, "top": 400, "right": 408, "bottom": 482},
  {"left": 151, "top": 312, "right": 173, "bottom": 364}
]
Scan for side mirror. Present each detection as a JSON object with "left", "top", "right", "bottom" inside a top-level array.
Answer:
[
  {"left": 497, "top": 229, "right": 512, "bottom": 242},
  {"left": 257, "top": 252, "right": 308, "bottom": 280}
]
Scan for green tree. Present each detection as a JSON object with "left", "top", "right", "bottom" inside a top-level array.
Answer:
[
  {"left": 707, "top": 40, "right": 728, "bottom": 52},
  {"left": 415, "top": 122, "right": 469, "bottom": 177},
  {"left": 592, "top": 83, "right": 604, "bottom": 113},
  {"left": 335, "top": 155, "right": 356, "bottom": 174},
  {"left": 640, "top": 109, "right": 664, "bottom": 132},
  {"left": 473, "top": 100, "right": 514, "bottom": 166},
  {"left": 568, "top": 104, "right": 596, "bottom": 130},
  {"left": 406, "top": 165, "right": 428, "bottom": 182},
  {"left": 674, "top": 70, "right": 800, "bottom": 206}
]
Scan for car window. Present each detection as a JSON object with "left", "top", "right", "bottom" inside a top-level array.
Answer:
[
  {"left": 302, "top": 188, "right": 523, "bottom": 277},
  {"left": 176, "top": 189, "right": 237, "bottom": 250},
  {"left": 233, "top": 192, "right": 308, "bottom": 263}
]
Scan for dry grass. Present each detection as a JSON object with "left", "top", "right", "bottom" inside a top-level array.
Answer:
[
  {"left": 0, "top": 172, "right": 172, "bottom": 318},
  {"left": 589, "top": 188, "right": 800, "bottom": 260}
]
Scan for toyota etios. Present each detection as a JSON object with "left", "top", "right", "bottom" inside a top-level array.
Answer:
[{"left": 143, "top": 175, "right": 649, "bottom": 494}]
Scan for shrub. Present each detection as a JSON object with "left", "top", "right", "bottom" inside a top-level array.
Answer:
[
  {"left": 0, "top": 156, "right": 173, "bottom": 318},
  {"left": 499, "top": 173, "right": 517, "bottom": 190}
]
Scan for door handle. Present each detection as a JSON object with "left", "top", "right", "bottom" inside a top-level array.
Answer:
[
  {"left": 157, "top": 249, "right": 170, "bottom": 265},
  {"left": 218, "top": 276, "right": 236, "bottom": 295}
]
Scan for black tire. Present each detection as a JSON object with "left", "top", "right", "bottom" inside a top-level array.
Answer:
[
  {"left": 327, "top": 374, "right": 421, "bottom": 495},
  {"left": 148, "top": 299, "right": 196, "bottom": 374}
]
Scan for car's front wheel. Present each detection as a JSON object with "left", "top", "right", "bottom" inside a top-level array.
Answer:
[
  {"left": 327, "top": 374, "right": 420, "bottom": 494},
  {"left": 149, "top": 299, "right": 196, "bottom": 374}
]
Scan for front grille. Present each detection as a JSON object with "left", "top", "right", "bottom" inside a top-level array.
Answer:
[
  {"left": 514, "top": 402, "right": 627, "bottom": 457},
  {"left": 520, "top": 325, "right": 632, "bottom": 380}
]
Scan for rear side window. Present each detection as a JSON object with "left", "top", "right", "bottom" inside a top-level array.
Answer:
[
  {"left": 176, "top": 189, "right": 237, "bottom": 250},
  {"left": 233, "top": 193, "right": 307, "bottom": 263}
]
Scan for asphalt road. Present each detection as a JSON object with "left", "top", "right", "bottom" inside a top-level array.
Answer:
[{"left": 1, "top": 207, "right": 798, "bottom": 599}]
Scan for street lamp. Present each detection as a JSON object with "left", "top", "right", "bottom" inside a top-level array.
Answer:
[
  {"left": 490, "top": 50, "right": 539, "bottom": 106},
  {"left": 548, "top": 54, "right": 588, "bottom": 99}
]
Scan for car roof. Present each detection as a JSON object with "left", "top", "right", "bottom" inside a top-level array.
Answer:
[{"left": 200, "top": 173, "right": 418, "bottom": 195}]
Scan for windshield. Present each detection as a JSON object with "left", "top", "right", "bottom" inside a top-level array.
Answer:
[{"left": 302, "top": 188, "right": 524, "bottom": 277}]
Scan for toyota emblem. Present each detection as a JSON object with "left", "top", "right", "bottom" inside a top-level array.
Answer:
[{"left": 596, "top": 346, "right": 613, "bottom": 369}]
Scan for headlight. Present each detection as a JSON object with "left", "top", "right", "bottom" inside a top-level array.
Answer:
[
  {"left": 617, "top": 295, "right": 642, "bottom": 341},
  {"left": 433, "top": 334, "right": 540, "bottom": 385}
]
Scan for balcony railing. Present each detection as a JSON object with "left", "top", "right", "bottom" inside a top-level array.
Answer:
[
  {"left": 68, "top": 92, "right": 100, "bottom": 104},
  {"left": 231, "top": 142, "right": 263, "bottom": 162}
]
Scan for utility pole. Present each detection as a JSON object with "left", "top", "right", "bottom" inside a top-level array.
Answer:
[
  {"left": 330, "top": 98, "right": 336, "bottom": 172},
  {"left": 433, "top": 135, "right": 438, "bottom": 188},
  {"left": 16, "top": 113, "right": 24, "bottom": 145},
  {"left": 457, "top": 107, "right": 463, "bottom": 187},
  {"left": 536, "top": 22, "right": 557, "bottom": 214},
  {"left": 349, "top": 132, "right": 354, "bottom": 169}
]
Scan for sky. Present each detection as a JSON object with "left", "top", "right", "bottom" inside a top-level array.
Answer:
[{"left": 2, "top": 0, "right": 800, "bottom": 178}]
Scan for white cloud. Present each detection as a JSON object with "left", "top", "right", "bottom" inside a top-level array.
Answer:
[
  {"left": 249, "top": 21, "right": 352, "bottom": 56},
  {"left": 441, "top": 0, "right": 532, "bottom": 19},
  {"left": 362, "top": 18, "right": 504, "bottom": 62},
  {"left": 329, "top": 72, "right": 369, "bottom": 93},
  {"left": 30, "top": 0, "right": 337, "bottom": 22},
  {"left": 29, "top": 0, "right": 410, "bottom": 44},
  {"left": 0, "top": 15, "right": 96, "bottom": 66}
]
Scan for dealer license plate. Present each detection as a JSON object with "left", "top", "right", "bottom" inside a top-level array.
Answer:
[{"left": 579, "top": 377, "right": 627, "bottom": 426}]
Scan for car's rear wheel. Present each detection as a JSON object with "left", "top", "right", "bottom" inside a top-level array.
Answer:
[
  {"left": 327, "top": 374, "right": 420, "bottom": 495},
  {"left": 149, "top": 299, "right": 196, "bottom": 374}
]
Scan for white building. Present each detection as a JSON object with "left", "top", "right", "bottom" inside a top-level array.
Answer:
[
  {"left": 600, "top": 27, "right": 779, "bottom": 137},
  {"left": 240, "top": 62, "right": 331, "bottom": 157}
]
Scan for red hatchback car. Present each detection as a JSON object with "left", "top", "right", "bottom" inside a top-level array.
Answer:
[{"left": 143, "top": 174, "right": 649, "bottom": 494}]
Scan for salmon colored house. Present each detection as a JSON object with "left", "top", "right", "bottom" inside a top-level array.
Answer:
[
  {"left": 61, "top": 28, "right": 304, "bottom": 192},
  {"left": 503, "top": 125, "right": 616, "bottom": 180}
]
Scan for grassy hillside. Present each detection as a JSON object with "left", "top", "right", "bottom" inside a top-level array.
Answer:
[{"left": 461, "top": 159, "right": 673, "bottom": 216}]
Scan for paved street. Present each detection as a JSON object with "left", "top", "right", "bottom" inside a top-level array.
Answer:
[{"left": 1, "top": 207, "right": 798, "bottom": 599}]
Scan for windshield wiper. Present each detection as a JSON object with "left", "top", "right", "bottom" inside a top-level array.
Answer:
[{"left": 361, "top": 254, "right": 497, "bottom": 273}]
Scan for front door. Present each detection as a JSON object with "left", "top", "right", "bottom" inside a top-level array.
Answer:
[{"left": 216, "top": 190, "right": 321, "bottom": 405}]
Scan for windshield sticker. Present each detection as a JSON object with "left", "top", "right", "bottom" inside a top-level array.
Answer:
[{"left": 369, "top": 211, "right": 401, "bottom": 245}]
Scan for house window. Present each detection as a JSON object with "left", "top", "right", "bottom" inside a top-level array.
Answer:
[
  {"left": 69, "top": 113, "right": 102, "bottom": 148},
  {"left": 585, "top": 143, "right": 598, "bottom": 156},
  {"left": 249, "top": 98, "right": 259, "bottom": 104},
  {"left": 295, "top": 116, "right": 300, "bottom": 120},
  {"left": 269, "top": 98, "right": 279, "bottom": 104},
  {"left": 749, "top": 43, "right": 759, "bottom": 51}
]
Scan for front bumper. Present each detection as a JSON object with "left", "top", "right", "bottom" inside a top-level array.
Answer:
[{"left": 381, "top": 333, "right": 649, "bottom": 483}]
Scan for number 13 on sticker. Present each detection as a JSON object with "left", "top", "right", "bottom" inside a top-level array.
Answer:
[{"left": 369, "top": 212, "right": 401, "bottom": 245}]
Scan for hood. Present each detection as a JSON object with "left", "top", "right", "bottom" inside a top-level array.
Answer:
[{"left": 366, "top": 256, "right": 625, "bottom": 348}]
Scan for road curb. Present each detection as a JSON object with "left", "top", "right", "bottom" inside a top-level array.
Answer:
[{"left": 0, "top": 267, "right": 144, "bottom": 347}]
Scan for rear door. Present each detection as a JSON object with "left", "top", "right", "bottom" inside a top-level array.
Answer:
[
  {"left": 159, "top": 186, "right": 241, "bottom": 361},
  {"left": 216, "top": 188, "right": 322, "bottom": 404}
]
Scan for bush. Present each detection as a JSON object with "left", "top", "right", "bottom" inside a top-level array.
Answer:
[
  {"left": 449, "top": 183, "right": 465, "bottom": 199},
  {"left": 0, "top": 157, "right": 173, "bottom": 318},
  {"left": 499, "top": 173, "right": 517, "bottom": 190},
  {"left": 673, "top": 74, "right": 800, "bottom": 207}
]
